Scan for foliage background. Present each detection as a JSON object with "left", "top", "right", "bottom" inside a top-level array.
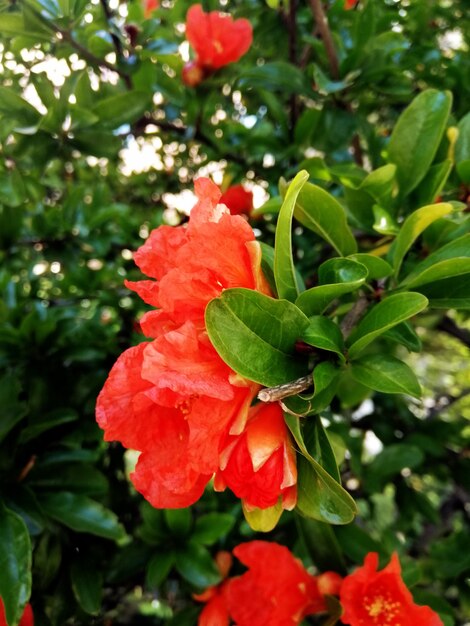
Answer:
[{"left": 1, "top": 0, "right": 470, "bottom": 624}]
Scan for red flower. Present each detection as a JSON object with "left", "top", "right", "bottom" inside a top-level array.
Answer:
[
  {"left": 220, "top": 185, "right": 254, "bottom": 216},
  {"left": 344, "top": 0, "right": 358, "bottom": 9},
  {"left": 0, "top": 600, "right": 34, "bottom": 626},
  {"left": 215, "top": 402, "right": 297, "bottom": 511},
  {"left": 339, "top": 553, "right": 444, "bottom": 626},
  {"left": 96, "top": 178, "right": 280, "bottom": 510},
  {"left": 186, "top": 5, "right": 252, "bottom": 71},
  {"left": 227, "top": 541, "right": 336, "bottom": 625},
  {"left": 182, "top": 60, "right": 205, "bottom": 87},
  {"left": 194, "top": 551, "right": 233, "bottom": 626}
]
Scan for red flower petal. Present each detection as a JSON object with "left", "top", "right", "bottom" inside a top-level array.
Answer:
[
  {"left": 197, "top": 592, "right": 230, "bottom": 626},
  {"left": 340, "top": 552, "right": 444, "bottom": 626},
  {"left": 186, "top": 5, "right": 253, "bottom": 70},
  {"left": 220, "top": 185, "right": 253, "bottom": 216},
  {"left": 0, "top": 601, "right": 34, "bottom": 626}
]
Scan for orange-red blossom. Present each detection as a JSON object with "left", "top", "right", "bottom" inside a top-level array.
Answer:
[
  {"left": 183, "top": 5, "right": 253, "bottom": 86},
  {"left": 0, "top": 601, "right": 34, "bottom": 626},
  {"left": 96, "top": 178, "right": 297, "bottom": 515}
]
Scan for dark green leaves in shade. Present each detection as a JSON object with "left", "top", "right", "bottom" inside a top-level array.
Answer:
[
  {"left": 174, "top": 543, "right": 221, "bottom": 588},
  {"left": 365, "top": 444, "right": 425, "bottom": 492},
  {"left": 296, "top": 258, "right": 368, "bottom": 316},
  {"left": 350, "top": 354, "right": 421, "bottom": 397},
  {"left": 191, "top": 514, "right": 235, "bottom": 545},
  {"left": 92, "top": 92, "right": 151, "bottom": 129},
  {"left": 147, "top": 552, "right": 175, "bottom": 588},
  {"left": 205, "top": 288, "right": 309, "bottom": 387},
  {"left": 296, "top": 516, "right": 346, "bottom": 574},
  {"left": 285, "top": 415, "right": 356, "bottom": 525},
  {"left": 391, "top": 203, "right": 453, "bottom": 275},
  {"left": 274, "top": 170, "right": 309, "bottom": 301},
  {"left": 455, "top": 112, "right": 470, "bottom": 183},
  {"left": 347, "top": 292, "right": 428, "bottom": 359},
  {"left": 39, "top": 492, "right": 126, "bottom": 541},
  {"left": 293, "top": 182, "right": 357, "bottom": 256},
  {"left": 387, "top": 89, "right": 453, "bottom": 197},
  {"left": 0, "top": 502, "right": 32, "bottom": 626},
  {"left": 70, "top": 559, "right": 103, "bottom": 615}
]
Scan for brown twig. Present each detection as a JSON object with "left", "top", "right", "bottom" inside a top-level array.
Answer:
[
  {"left": 340, "top": 295, "right": 369, "bottom": 338},
  {"left": 437, "top": 315, "right": 470, "bottom": 350},
  {"left": 309, "top": 0, "right": 340, "bottom": 79},
  {"left": 258, "top": 375, "right": 313, "bottom": 403}
]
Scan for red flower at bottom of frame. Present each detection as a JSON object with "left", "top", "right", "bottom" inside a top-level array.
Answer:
[
  {"left": 0, "top": 600, "right": 34, "bottom": 626},
  {"left": 339, "top": 552, "right": 444, "bottom": 626},
  {"left": 220, "top": 185, "right": 254, "bottom": 216},
  {"left": 214, "top": 402, "right": 297, "bottom": 511},
  {"left": 227, "top": 541, "right": 340, "bottom": 625}
]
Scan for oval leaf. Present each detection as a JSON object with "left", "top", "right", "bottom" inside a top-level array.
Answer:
[
  {"left": 296, "top": 258, "right": 368, "bottom": 316},
  {"left": 300, "top": 316, "right": 345, "bottom": 360},
  {"left": 350, "top": 354, "right": 421, "bottom": 397},
  {"left": 293, "top": 182, "right": 357, "bottom": 256},
  {"left": 175, "top": 543, "right": 221, "bottom": 588},
  {"left": 274, "top": 170, "right": 309, "bottom": 301},
  {"left": 0, "top": 503, "right": 32, "bottom": 626},
  {"left": 347, "top": 292, "right": 428, "bottom": 359},
  {"left": 205, "top": 288, "right": 309, "bottom": 387},
  {"left": 391, "top": 203, "right": 453, "bottom": 275},
  {"left": 388, "top": 89, "right": 453, "bottom": 196}
]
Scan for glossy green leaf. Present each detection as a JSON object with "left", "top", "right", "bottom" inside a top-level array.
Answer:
[
  {"left": 164, "top": 509, "right": 192, "bottom": 537},
  {"left": 0, "top": 375, "right": 27, "bottom": 443},
  {"left": 300, "top": 316, "right": 345, "bottom": 360},
  {"left": 415, "top": 274, "right": 470, "bottom": 309},
  {"left": 335, "top": 523, "right": 386, "bottom": 564},
  {"left": 285, "top": 414, "right": 356, "bottom": 524},
  {"left": 348, "top": 254, "right": 393, "bottom": 280},
  {"left": 296, "top": 516, "right": 346, "bottom": 574},
  {"left": 175, "top": 543, "right": 221, "bottom": 588},
  {"left": 401, "top": 258, "right": 470, "bottom": 289},
  {"left": 237, "top": 62, "right": 307, "bottom": 94},
  {"left": 383, "top": 321, "right": 422, "bottom": 352},
  {"left": 388, "top": 89, "right": 453, "bottom": 196},
  {"left": 347, "top": 292, "right": 428, "bottom": 359},
  {"left": 191, "top": 513, "right": 235, "bottom": 545},
  {"left": 373, "top": 205, "right": 399, "bottom": 235},
  {"left": 359, "top": 164, "right": 397, "bottom": 210},
  {"left": 92, "top": 92, "right": 151, "bottom": 128},
  {"left": 146, "top": 552, "right": 175, "bottom": 588},
  {"left": 274, "top": 170, "right": 309, "bottom": 301},
  {"left": 70, "top": 559, "right": 102, "bottom": 615},
  {"left": 296, "top": 258, "right": 368, "bottom": 316},
  {"left": 399, "top": 233, "right": 470, "bottom": 287},
  {"left": 391, "top": 203, "right": 453, "bottom": 275},
  {"left": 455, "top": 112, "right": 470, "bottom": 183},
  {"left": 39, "top": 492, "right": 126, "bottom": 541},
  {"left": 0, "top": 503, "right": 32, "bottom": 626},
  {"left": 414, "top": 160, "right": 453, "bottom": 206},
  {"left": 293, "top": 182, "right": 357, "bottom": 256},
  {"left": 282, "top": 362, "right": 339, "bottom": 417},
  {"left": 205, "top": 288, "right": 309, "bottom": 387},
  {"left": 350, "top": 354, "right": 421, "bottom": 397}
]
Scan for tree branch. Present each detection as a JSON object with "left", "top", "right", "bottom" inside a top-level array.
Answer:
[
  {"left": 340, "top": 295, "right": 369, "bottom": 338},
  {"left": 258, "top": 375, "right": 313, "bottom": 403},
  {"left": 309, "top": 0, "right": 339, "bottom": 79}
]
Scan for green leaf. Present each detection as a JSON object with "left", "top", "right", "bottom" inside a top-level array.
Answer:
[
  {"left": 0, "top": 375, "right": 27, "bottom": 444},
  {"left": 400, "top": 258, "right": 470, "bottom": 289},
  {"left": 350, "top": 354, "right": 421, "bottom": 397},
  {"left": 0, "top": 13, "right": 50, "bottom": 41},
  {"left": 414, "top": 274, "right": 470, "bottom": 309},
  {"left": 293, "top": 182, "right": 357, "bottom": 256},
  {"left": 274, "top": 170, "right": 309, "bottom": 301},
  {"left": 285, "top": 415, "right": 356, "bottom": 525},
  {"left": 413, "top": 160, "right": 453, "bottom": 207},
  {"left": 387, "top": 89, "right": 452, "bottom": 196},
  {"left": 175, "top": 543, "right": 221, "bottom": 588},
  {"left": 347, "top": 292, "right": 428, "bottom": 359},
  {"left": 335, "top": 523, "right": 386, "bottom": 563},
  {"left": 0, "top": 502, "right": 32, "bottom": 626},
  {"left": 70, "top": 558, "right": 102, "bottom": 615},
  {"left": 348, "top": 254, "right": 393, "bottom": 280},
  {"left": 300, "top": 316, "right": 345, "bottom": 360},
  {"left": 455, "top": 112, "right": 470, "bottom": 183},
  {"left": 164, "top": 509, "right": 192, "bottom": 538},
  {"left": 92, "top": 91, "right": 151, "bottom": 128},
  {"left": 39, "top": 492, "right": 126, "bottom": 541},
  {"left": 191, "top": 513, "right": 235, "bottom": 545},
  {"left": 383, "top": 321, "right": 422, "bottom": 352},
  {"left": 365, "top": 444, "right": 425, "bottom": 492},
  {"left": 0, "top": 86, "right": 40, "bottom": 126},
  {"left": 237, "top": 62, "right": 307, "bottom": 94},
  {"left": 391, "top": 203, "right": 453, "bottom": 275},
  {"left": 296, "top": 258, "right": 368, "bottom": 316},
  {"left": 146, "top": 551, "right": 175, "bottom": 588},
  {"left": 373, "top": 205, "right": 399, "bottom": 235},
  {"left": 205, "top": 288, "right": 309, "bottom": 387},
  {"left": 296, "top": 516, "right": 346, "bottom": 574},
  {"left": 399, "top": 233, "right": 470, "bottom": 287},
  {"left": 359, "top": 164, "right": 397, "bottom": 210}
]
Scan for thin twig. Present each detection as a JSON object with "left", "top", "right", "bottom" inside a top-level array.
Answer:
[
  {"left": 99, "top": 0, "right": 132, "bottom": 89},
  {"left": 340, "top": 296, "right": 369, "bottom": 338},
  {"left": 309, "top": 0, "right": 339, "bottom": 79},
  {"left": 258, "top": 375, "right": 313, "bottom": 403},
  {"left": 437, "top": 315, "right": 470, "bottom": 350}
]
